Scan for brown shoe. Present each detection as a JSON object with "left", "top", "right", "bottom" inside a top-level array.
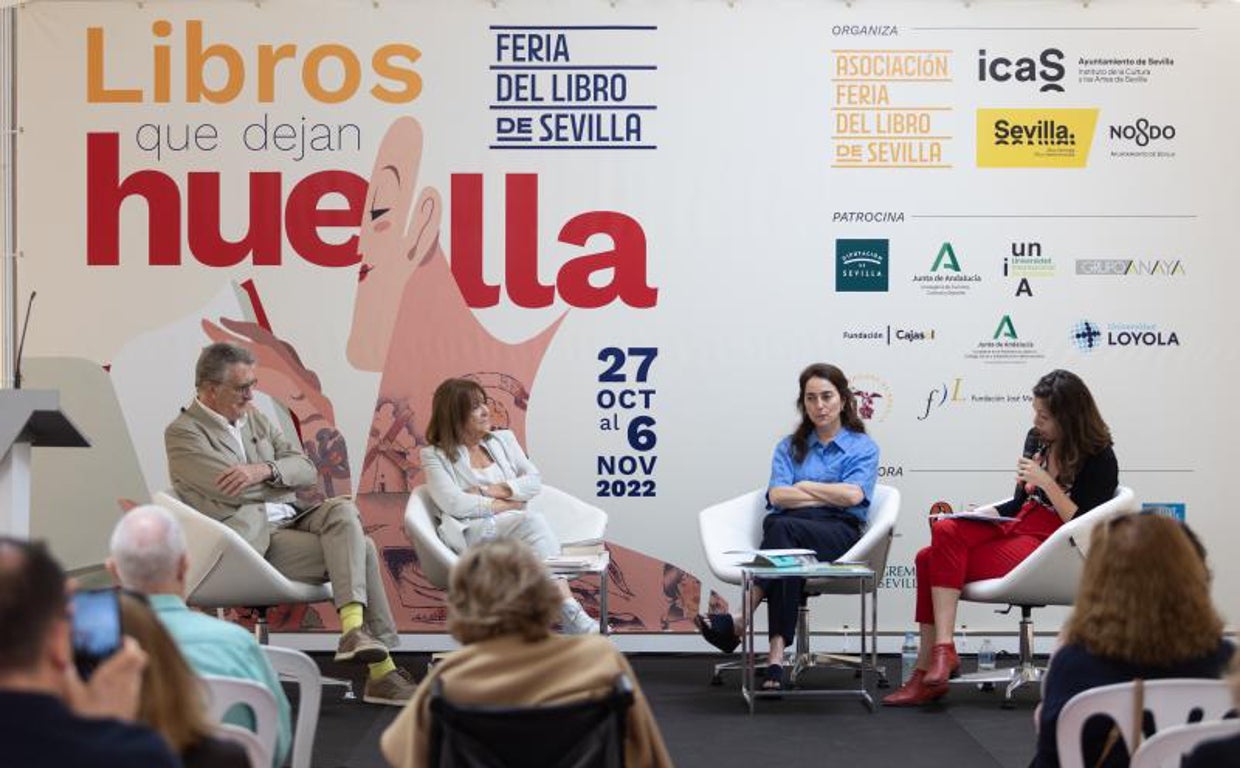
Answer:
[
  {"left": 882, "top": 669, "right": 949, "bottom": 707},
  {"left": 922, "top": 643, "right": 960, "bottom": 686},
  {"left": 363, "top": 668, "right": 418, "bottom": 706},
  {"left": 334, "top": 627, "right": 389, "bottom": 664}
]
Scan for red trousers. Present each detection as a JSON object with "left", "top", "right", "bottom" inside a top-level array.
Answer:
[{"left": 914, "top": 500, "right": 1062, "bottom": 625}]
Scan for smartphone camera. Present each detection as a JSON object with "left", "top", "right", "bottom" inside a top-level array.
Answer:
[{"left": 70, "top": 588, "right": 122, "bottom": 679}]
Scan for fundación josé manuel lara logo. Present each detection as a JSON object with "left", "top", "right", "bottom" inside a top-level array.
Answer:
[
  {"left": 976, "top": 108, "right": 1099, "bottom": 168},
  {"left": 835, "top": 239, "right": 889, "bottom": 292}
]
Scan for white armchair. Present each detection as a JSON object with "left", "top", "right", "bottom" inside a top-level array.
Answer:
[
  {"left": 697, "top": 484, "right": 901, "bottom": 685},
  {"left": 404, "top": 484, "right": 608, "bottom": 589},
  {"left": 950, "top": 486, "right": 1139, "bottom": 704},
  {"left": 153, "top": 491, "right": 332, "bottom": 642}
]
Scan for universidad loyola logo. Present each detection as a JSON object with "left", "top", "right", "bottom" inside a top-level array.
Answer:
[{"left": 1071, "top": 319, "right": 1181, "bottom": 352}]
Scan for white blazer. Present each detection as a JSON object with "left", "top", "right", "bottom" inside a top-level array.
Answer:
[{"left": 420, "top": 430, "right": 542, "bottom": 549}]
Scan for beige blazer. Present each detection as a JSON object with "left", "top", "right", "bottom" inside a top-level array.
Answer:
[{"left": 165, "top": 401, "right": 317, "bottom": 554}]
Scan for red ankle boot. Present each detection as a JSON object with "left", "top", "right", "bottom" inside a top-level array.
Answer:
[
  {"left": 881, "top": 669, "right": 948, "bottom": 707},
  {"left": 922, "top": 643, "right": 960, "bottom": 686}
]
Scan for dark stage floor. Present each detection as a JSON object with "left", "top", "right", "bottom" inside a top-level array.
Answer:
[{"left": 299, "top": 651, "right": 1039, "bottom": 767}]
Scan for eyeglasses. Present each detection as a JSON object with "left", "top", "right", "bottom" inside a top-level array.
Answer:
[{"left": 215, "top": 379, "right": 258, "bottom": 395}]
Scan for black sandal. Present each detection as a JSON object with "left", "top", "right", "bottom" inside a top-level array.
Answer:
[
  {"left": 694, "top": 613, "right": 741, "bottom": 653},
  {"left": 762, "top": 663, "right": 786, "bottom": 692}
]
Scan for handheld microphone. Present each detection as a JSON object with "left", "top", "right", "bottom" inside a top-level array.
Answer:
[
  {"left": 13, "top": 291, "right": 35, "bottom": 390},
  {"left": 1021, "top": 431, "right": 1044, "bottom": 494},
  {"left": 1021, "top": 430, "right": 1043, "bottom": 460}
]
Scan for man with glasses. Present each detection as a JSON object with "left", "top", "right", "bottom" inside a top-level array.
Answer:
[{"left": 166, "top": 342, "right": 415, "bottom": 705}]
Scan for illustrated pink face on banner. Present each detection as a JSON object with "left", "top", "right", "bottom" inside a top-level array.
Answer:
[{"left": 348, "top": 117, "right": 443, "bottom": 371}]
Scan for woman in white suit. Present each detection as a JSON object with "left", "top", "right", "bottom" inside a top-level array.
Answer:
[{"left": 420, "top": 378, "right": 597, "bottom": 634}]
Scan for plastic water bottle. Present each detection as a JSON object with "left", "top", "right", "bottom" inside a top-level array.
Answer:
[
  {"left": 977, "top": 638, "right": 996, "bottom": 671},
  {"left": 901, "top": 632, "right": 919, "bottom": 684}
]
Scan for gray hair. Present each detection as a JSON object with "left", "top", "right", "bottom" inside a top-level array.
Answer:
[
  {"left": 109, "top": 505, "right": 187, "bottom": 592},
  {"left": 195, "top": 342, "right": 255, "bottom": 389}
]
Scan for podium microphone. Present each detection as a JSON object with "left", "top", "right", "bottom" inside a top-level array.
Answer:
[{"left": 13, "top": 290, "right": 35, "bottom": 390}]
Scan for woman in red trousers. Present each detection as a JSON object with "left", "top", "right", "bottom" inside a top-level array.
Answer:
[{"left": 883, "top": 369, "right": 1117, "bottom": 707}]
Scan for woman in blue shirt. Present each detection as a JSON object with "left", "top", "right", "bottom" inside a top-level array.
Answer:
[{"left": 696, "top": 363, "right": 879, "bottom": 690}]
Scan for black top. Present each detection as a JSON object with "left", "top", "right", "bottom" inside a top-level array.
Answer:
[
  {"left": 183, "top": 734, "right": 249, "bottom": 768},
  {"left": 0, "top": 689, "right": 181, "bottom": 768},
  {"left": 1034, "top": 640, "right": 1234, "bottom": 768},
  {"left": 996, "top": 428, "right": 1118, "bottom": 518},
  {"left": 1184, "top": 733, "right": 1240, "bottom": 768}
]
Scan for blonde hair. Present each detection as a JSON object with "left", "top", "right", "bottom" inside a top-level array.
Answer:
[
  {"left": 1064, "top": 514, "right": 1222, "bottom": 666},
  {"left": 446, "top": 539, "right": 561, "bottom": 645},
  {"left": 119, "top": 593, "right": 214, "bottom": 753}
]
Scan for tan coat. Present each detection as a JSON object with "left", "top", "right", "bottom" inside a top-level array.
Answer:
[
  {"left": 165, "top": 401, "right": 316, "bottom": 554},
  {"left": 380, "top": 634, "right": 673, "bottom": 768}
]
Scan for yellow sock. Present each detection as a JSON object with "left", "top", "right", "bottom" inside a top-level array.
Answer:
[
  {"left": 368, "top": 656, "right": 396, "bottom": 681},
  {"left": 339, "top": 602, "right": 364, "bottom": 634}
]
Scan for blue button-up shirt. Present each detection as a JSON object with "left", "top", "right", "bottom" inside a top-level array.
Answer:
[{"left": 767, "top": 428, "right": 879, "bottom": 523}]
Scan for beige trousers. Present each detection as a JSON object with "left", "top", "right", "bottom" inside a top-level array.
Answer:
[{"left": 265, "top": 497, "right": 398, "bottom": 648}]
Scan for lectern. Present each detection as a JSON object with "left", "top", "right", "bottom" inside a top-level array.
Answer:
[{"left": 0, "top": 389, "right": 89, "bottom": 537}]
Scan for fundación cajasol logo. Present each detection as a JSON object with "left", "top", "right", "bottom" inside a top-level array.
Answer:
[
  {"left": 836, "top": 239, "right": 889, "bottom": 292},
  {"left": 1071, "top": 318, "right": 1181, "bottom": 352},
  {"left": 976, "top": 108, "right": 1099, "bottom": 168}
]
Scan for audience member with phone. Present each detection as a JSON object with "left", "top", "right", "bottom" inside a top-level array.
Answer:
[{"left": 0, "top": 537, "right": 179, "bottom": 768}]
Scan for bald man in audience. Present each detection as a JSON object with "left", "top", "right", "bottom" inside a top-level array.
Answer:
[{"left": 107, "top": 505, "right": 291, "bottom": 767}]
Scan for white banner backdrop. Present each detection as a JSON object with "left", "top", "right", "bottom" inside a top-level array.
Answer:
[{"left": 13, "top": 0, "right": 1239, "bottom": 644}]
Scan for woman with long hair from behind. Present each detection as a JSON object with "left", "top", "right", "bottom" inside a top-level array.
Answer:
[
  {"left": 1034, "top": 513, "right": 1230, "bottom": 767},
  {"left": 118, "top": 592, "right": 248, "bottom": 768}
]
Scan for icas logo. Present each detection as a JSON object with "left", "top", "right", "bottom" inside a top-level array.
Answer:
[
  {"left": 976, "top": 108, "right": 1099, "bottom": 168},
  {"left": 835, "top": 239, "right": 889, "bottom": 292},
  {"left": 977, "top": 48, "right": 1066, "bottom": 93}
]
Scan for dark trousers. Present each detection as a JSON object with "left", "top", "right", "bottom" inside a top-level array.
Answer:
[{"left": 757, "top": 508, "right": 862, "bottom": 646}]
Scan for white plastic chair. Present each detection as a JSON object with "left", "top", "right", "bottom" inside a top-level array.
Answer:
[
  {"left": 404, "top": 484, "right": 608, "bottom": 589},
  {"left": 214, "top": 722, "right": 267, "bottom": 768},
  {"left": 1131, "top": 720, "right": 1240, "bottom": 768},
  {"left": 951, "top": 486, "right": 1139, "bottom": 703},
  {"left": 262, "top": 646, "right": 321, "bottom": 768},
  {"left": 153, "top": 491, "right": 333, "bottom": 642},
  {"left": 697, "top": 484, "right": 901, "bottom": 685},
  {"left": 1056, "top": 679, "right": 1235, "bottom": 768},
  {"left": 204, "top": 675, "right": 279, "bottom": 768}
]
